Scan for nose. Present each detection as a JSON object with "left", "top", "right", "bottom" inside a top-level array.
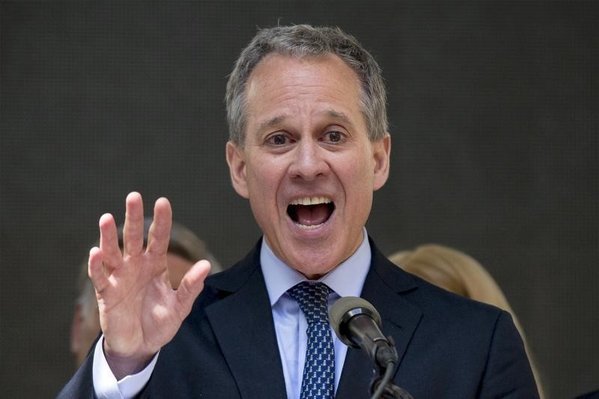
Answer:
[{"left": 288, "top": 139, "right": 329, "bottom": 181}]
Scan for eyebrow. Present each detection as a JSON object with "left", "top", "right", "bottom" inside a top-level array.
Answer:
[
  {"left": 325, "top": 109, "right": 353, "bottom": 125},
  {"left": 257, "top": 115, "right": 287, "bottom": 133},
  {"left": 257, "top": 109, "right": 354, "bottom": 132}
]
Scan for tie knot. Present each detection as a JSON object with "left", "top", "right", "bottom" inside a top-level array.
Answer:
[{"left": 288, "top": 282, "right": 332, "bottom": 325}]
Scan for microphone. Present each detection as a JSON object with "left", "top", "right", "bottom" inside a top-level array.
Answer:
[{"left": 328, "top": 296, "right": 398, "bottom": 369}]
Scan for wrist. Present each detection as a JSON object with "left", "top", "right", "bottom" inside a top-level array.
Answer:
[{"left": 103, "top": 339, "right": 155, "bottom": 380}]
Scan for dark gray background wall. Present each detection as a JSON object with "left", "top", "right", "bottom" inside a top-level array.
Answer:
[{"left": 1, "top": 2, "right": 597, "bottom": 398}]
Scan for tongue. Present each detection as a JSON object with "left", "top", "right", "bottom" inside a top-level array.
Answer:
[{"left": 296, "top": 204, "right": 330, "bottom": 226}]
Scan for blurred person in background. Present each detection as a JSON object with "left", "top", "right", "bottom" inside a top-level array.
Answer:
[{"left": 389, "top": 243, "right": 545, "bottom": 398}]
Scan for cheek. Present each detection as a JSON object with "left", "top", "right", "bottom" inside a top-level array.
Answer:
[
  {"left": 340, "top": 156, "right": 377, "bottom": 210},
  {"left": 344, "top": 153, "right": 376, "bottom": 185},
  {"left": 247, "top": 157, "right": 285, "bottom": 193},
  {"left": 246, "top": 164, "right": 283, "bottom": 218}
]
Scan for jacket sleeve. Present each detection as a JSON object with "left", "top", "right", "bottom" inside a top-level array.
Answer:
[
  {"left": 55, "top": 355, "right": 96, "bottom": 399},
  {"left": 478, "top": 311, "right": 540, "bottom": 399}
]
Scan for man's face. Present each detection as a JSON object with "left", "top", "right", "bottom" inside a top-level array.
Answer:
[{"left": 227, "top": 53, "right": 390, "bottom": 278}]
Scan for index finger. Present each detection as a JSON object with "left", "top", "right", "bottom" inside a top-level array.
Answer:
[{"left": 99, "top": 213, "right": 122, "bottom": 267}]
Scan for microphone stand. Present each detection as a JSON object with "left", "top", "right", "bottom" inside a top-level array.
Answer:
[{"left": 369, "top": 338, "right": 414, "bottom": 399}]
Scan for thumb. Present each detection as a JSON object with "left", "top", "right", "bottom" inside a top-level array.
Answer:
[{"left": 175, "top": 260, "right": 211, "bottom": 319}]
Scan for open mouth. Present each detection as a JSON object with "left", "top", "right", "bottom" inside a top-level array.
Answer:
[{"left": 287, "top": 196, "right": 335, "bottom": 228}]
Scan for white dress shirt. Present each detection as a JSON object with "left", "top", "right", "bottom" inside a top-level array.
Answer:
[
  {"left": 261, "top": 230, "right": 371, "bottom": 399},
  {"left": 92, "top": 230, "right": 371, "bottom": 399}
]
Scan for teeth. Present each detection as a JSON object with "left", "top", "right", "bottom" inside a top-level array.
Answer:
[
  {"left": 289, "top": 196, "right": 332, "bottom": 206},
  {"left": 297, "top": 222, "right": 325, "bottom": 230}
]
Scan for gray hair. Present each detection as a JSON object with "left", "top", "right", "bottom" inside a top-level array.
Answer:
[{"left": 225, "top": 24, "right": 388, "bottom": 146}]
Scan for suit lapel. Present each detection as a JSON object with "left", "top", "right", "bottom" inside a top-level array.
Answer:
[
  {"left": 336, "top": 241, "right": 423, "bottom": 397},
  {"left": 205, "top": 244, "right": 287, "bottom": 399},
  {"left": 203, "top": 239, "right": 422, "bottom": 399}
]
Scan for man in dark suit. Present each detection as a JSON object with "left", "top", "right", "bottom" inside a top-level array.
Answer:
[{"left": 58, "top": 25, "right": 539, "bottom": 398}]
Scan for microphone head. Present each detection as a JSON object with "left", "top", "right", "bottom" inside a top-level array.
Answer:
[{"left": 328, "top": 296, "right": 382, "bottom": 347}]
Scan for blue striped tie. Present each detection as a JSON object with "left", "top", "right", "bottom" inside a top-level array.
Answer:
[{"left": 288, "top": 282, "right": 335, "bottom": 399}]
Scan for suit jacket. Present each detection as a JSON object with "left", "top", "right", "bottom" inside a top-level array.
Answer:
[{"left": 58, "top": 238, "right": 539, "bottom": 398}]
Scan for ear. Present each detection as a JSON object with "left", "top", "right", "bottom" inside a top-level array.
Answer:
[
  {"left": 226, "top": 141, "right": 250, "bottom": 199},
  {"left": 372, "top": 133, "right": 391, "bottom": 191}
]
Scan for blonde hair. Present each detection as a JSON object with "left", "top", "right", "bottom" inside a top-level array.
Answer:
[{"left": 389, "top": 244, "right": 545, "bottom": 399}]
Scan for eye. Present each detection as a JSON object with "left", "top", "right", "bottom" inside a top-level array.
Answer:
[
  {"left": 323, "top": 130, "right": 345, "bottom": 144},
  {"left": 266, "top": 133, "right": 290, "bottom": 146}
]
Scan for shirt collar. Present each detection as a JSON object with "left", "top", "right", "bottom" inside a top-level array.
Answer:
[{"left": 261, "top": 228, "right": 371, "bottom": 306}]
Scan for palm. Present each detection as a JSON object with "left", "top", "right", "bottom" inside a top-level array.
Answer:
[
  {"left": 88, "top": 193, "right": 209, "bottom": 373},
  {"left": 97, "top": 253, "right": 177, "bottom": 356}
]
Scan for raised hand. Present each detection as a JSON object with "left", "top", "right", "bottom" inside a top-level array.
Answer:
[{"left": 88, "top": 192, "right": 210, "bottom": 378}]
